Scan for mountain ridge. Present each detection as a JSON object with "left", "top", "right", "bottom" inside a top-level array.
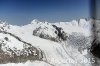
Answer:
[{"left": 0, "top": 18, "right": 95, "bottom": 66}]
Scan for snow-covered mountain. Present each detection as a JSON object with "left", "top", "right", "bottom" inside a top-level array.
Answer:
[{"left": 0, "top": 19, "right": 96, "bottom": 66}]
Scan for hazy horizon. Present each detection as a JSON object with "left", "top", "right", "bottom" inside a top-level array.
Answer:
[{"left": 0, "top": 0, "right": 92, "bottom": 25}]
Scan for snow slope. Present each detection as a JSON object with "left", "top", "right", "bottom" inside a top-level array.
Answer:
[{"left": 0, "top": 19, "right": 94, "bottom": 66}]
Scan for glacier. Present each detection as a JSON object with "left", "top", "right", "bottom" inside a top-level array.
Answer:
[{"left": 0, "top": 19, "right": 98, "bottom": 66}]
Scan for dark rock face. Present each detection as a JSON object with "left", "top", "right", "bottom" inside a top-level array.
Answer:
[
  {"left": 33, "top": 26, "right": 59, "bottom": 42},
  {"left": 52, "top": 25, "right": 68, "bottom": 41},
  {"left": 33, "top": 24, "right": 68, "bottom": 42},
  {"left": 91, "top": 39, "right": 100, "bottom": 58},
  {"left": 0, "top": 46, "right": 43, "bottom": 63},
  {"left": 4, "top": 37, "right": 9, "bottom": 41}
]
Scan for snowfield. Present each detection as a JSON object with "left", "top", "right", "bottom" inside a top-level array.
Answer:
[{"left": 0, "top": 19, "right": 96, "bottom": 66}]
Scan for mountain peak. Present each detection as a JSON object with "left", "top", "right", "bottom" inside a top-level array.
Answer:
[{"left": 31, "top": 19, "right": 40, "bottom": 24}]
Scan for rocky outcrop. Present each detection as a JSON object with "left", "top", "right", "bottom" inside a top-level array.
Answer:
[
  {"left": 33, "top": 23, "right": 68, "bottom": 42},
  {"left": 52, "top": 25, "right": 68, "bottom": 41},
  {"left": 0, "top": 30, "right": 43, "bottom": 63}
]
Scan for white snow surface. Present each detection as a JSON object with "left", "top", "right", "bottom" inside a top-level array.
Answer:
[{"left": 0, "top": 19, "right": 93, "bottom": 66}]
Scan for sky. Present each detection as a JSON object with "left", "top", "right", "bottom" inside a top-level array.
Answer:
[{"left": 0, "top": 0, "right": 91, "bottom": 25}]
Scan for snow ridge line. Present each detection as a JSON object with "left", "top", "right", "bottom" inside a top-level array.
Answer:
[
  {"left": 0, "top": 30, "right": 43, "bottom": 61},
  {"left": 0, "top": 30, "right": 56, "bottom": 66}
]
